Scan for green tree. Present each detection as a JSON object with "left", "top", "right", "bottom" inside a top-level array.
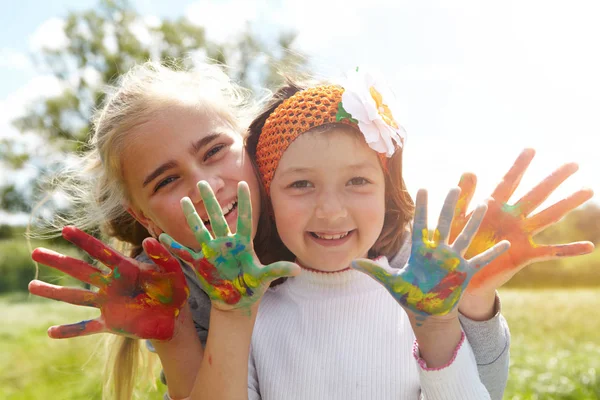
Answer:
[{"left": 0, "top": 0, "right": 306, "bottom": 215}]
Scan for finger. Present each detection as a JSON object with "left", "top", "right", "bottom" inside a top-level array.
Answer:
[
  {"left": 181, "top": 197, "right": 212, "bottom": 245},
  {"left": 412, "top": 189, "right": 428, "bottom": 242},
  {"left": 158, "top": 233, "right": 198, "bottom": 265},
  {"left": 198, "top": 181, "right": 231, "bottom": 237},
  {"left": 255, "top": 261, "right": 302, "bottom": 282},
  {"left": 467, "top": 240, "right": 511, "bottom": 275},
  {"left": 47, "top": 318, "right": 106, "bottom": 339},
  {"left": 31, "top": 248, "right": 106, "bottom": 287},
  {"left": 452, "top": 203, "right": 488, "bottom": 254},
  {"left": 530, "top": 241, "right": 594, "bottom": 262},
  {"left": 351, "top": 258, "right": 395, "bottom": 286},
  {"left": 236, "top": 181, "right": 253, "bottom": 242},
  {"left": 61, "top": 226, "right": 128, "bottom": 271},
  {"left": 456, "top": 173, "right": 477, "bottom": 220},
  {"left": 525, "top": 188, "right": 593, "bottom": 234},
  {"left": 28, "top": 280, "right": 100, "bottom": 307},
  {"left": 514, "top": 163, "right": 579, "bottom": 216},
  {"left": 436, "top": 187, "right": 461, "bottom": 244},
  {"left": 491, "top": 148, "right": 536, "bottom": 203},
  {"left": 142, "top": 238, "right": 189, "bottom": 304}
]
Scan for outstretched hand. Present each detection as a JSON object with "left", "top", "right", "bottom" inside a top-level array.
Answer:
[
  {"left": 159, "top": 181, "right": 301, "bottom": 312},
  {"left": 352, "top": 188, "right": 510, "bottom": 321},
  {"left": 29, "top": 226, "right": 189, "bottom": 340},
  {"left": 450, "top": 148, "right": 594, "bottom": 296}
]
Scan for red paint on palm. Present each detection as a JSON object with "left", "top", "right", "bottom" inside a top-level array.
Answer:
[{"left": 29, "top": 226, "right": 189, "bottom": 340}]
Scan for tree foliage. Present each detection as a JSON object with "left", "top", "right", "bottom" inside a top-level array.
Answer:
[{"left": 0, "top": 0, "right": 306, "bottom": 213}]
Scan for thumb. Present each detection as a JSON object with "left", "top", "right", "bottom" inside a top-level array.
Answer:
[
  {"left": 158, "top": 233, "right": 199, "bottom": 265},
  {"left": 351, "top": 258, "right": 395, "bottom": 286},
  {"left": 255, "top": 261, "right": 302, "bottom": 282}
]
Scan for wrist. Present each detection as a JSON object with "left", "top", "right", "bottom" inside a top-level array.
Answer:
[
  {"left": 458, "top": 290, "right": 497, "bottom": 321},
  {"left": 410, "top": 312, "right": 462, "bottom": 368}
]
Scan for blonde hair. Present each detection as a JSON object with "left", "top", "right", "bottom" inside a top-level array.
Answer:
[{"left": 36, "top": 60, "right": 258, "bottom": 399}]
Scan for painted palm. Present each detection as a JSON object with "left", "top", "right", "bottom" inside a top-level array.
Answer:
[
  {"left": 159, "top": 181, "right": 300, "bottom": 311},
  {"left": 29, "top": 227, "right": 189, "bottom": 340},
  {"left": 353, "top": 188, "right": 510, "bottom": 318},
  {"left": 449, "top": 149, "right": 594, "bottom": 295}
]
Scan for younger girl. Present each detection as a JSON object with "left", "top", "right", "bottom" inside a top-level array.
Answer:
[
  {"left": 158, "top": 69, "right": 512, "bottom": 399},
  {"left": 29, "top": 62, "right": 593, "bottom": 399}
]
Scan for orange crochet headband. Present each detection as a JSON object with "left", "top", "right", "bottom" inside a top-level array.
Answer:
[{"left": 255, "top": 85, "right": 391, "bottom": 195}]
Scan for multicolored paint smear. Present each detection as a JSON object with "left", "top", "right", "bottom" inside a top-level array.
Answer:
[
  {"left": 29, "top": 226, "right": 189, "bottom": 340},
  {"left": 159, "top": 181, "right": 300, "bottom": 311},
  {"left": 449, "top": 148, "right": 595, "bottom": 294},
  {"left": 352, "top": 188, "right": 510, "bottom": 321}
]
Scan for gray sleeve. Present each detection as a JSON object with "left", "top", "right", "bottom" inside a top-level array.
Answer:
[
  {"left": 388, "top": 236, "right": 510, "bottom": 400},
  {"left": 458, "top": 296, "right": 510, "bottom": 400}
]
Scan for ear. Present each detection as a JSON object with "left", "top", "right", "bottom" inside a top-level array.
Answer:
[{"left": 126, "top": 205, "right": 162, "bottom": 238}]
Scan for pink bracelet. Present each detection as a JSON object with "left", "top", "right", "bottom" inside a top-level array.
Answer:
[
  {"left": 167, "top": 395, "right": 191, "bottom": 400},
  {"left": 413, "top": 331, "right": 466, "bottom": 371}
]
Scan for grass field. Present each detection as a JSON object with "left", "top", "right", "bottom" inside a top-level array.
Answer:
[{"left": 1, "top": 289, "right": 599, "bottom": 399}]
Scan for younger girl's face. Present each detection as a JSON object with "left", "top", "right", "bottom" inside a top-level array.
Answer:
[
  {"left": 269, "top": 129, "right": 386, "bottom": 272},
  {"left": 122, "top": 104, "right": 261, "bottom": 249}
]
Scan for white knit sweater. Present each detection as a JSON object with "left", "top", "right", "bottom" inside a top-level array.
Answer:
[{"left": 248, "top": 257, "right": 491, "bottom": 400}]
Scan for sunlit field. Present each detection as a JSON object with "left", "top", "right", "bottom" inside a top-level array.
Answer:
[{"left": 1, "top": 289, "right": 598, "bottom": 399}]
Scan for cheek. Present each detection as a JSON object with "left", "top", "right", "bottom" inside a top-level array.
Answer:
[{"left": 272, "top": 196, "right": 308, "bottom": 239}]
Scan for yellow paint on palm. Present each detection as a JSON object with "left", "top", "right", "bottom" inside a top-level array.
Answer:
[
  {"left": 422, "top": 229, "right": 440, "bottom": 249},
  {"left": 420, "top": 294, "right": 444, "bottom": 313},
  {"left": 232, "top": 277, "right": 248, "bottom": 295},
  {"left": 370, "top": 86, "right": 399, "bottom": 129},
  {"left": 392, "top": 279, "right": 425, "bottom": 303},
  {"left": 465, "top": 230, "right": 498, "bottom": 259},
  {"left": 201, "top": 243, "right": 218, "bottom": 259},
  {"left": 243, "top": 273, "right": 260, "bottom": 289},
  {"left": 441, "top": 256, "right": 460, "bottom": 272}
]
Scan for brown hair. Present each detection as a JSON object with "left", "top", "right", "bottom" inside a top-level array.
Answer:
[{"left": 246, "top": 80, "right": 414, "bottom": 261}]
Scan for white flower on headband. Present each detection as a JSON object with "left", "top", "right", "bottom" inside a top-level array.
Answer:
[{"left": 337, "top": 67, "right": 405, "bottom": 157}]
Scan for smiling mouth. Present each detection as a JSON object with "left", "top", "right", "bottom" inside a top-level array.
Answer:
[
  {"left": 202, "top": 199, "right": 238, "bottom": 226},
  {"left": 309, "top": 231, "right": 353, "bottom": 240}
]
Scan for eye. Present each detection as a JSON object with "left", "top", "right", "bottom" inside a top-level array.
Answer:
[
  {"left": 288, "top": 180, "right": 314, "bottom": 189},
  {"left": 153, "top": 176, "right": 178, "bottom": 193},
  {"left": 347, "top": 177, "right": 370, "bottom": 186},
  {"left": 203, "top": 144, "right": 226, "bottom": 161}
]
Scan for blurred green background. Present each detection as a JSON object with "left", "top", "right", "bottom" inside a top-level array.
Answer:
[{"left": 1, "top": 0, "right": 599, "bottom": 399}]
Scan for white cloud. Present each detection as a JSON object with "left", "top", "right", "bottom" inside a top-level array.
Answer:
[
  {"left": 0, "top": 75, "right": 63, "bottom": 140},
  {"left": 0, "top": 48, "right": 31, "bottom": 70},
  {"left": 185, "top": 0, "right": 258, "bottom": 43},
  {"left": 29, "top": 17, "right": 68, "bottom": 51}
]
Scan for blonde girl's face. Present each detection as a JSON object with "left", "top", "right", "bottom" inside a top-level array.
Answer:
[
  {"left": 122, "top": 104, "right": 262, "bottom": 250},
  {"left": 269, "top": 129, "right": 386, "bottom": 272}
]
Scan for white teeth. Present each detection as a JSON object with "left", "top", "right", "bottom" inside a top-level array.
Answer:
[
  {"left": 202, "top": 199, "right": 237, "bottom": 223},
  {"left": 314, "top": 232, "right": 350, "bottom": 240}
]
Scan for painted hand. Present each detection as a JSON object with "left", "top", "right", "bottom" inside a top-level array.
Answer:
[
  {"left": 352, "top": 188, "right": 510, "bottom": 321},
  {"left": 159, "top": 181, "right": 301, "bottom": 311},
  {"left": 29, "top": 226, "right": 189, "bottom": 340},
  {"left": 450, "top": 148, "right": 594, "bottom": 295}
]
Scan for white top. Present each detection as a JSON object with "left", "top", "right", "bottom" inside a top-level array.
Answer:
[{"left": 248, "top": 257, "right": 491, "bottom": 400}]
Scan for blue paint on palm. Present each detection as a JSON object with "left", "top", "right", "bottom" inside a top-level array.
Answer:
[{"left": 231, "top": 244, "right": 245, "bottom": 256}]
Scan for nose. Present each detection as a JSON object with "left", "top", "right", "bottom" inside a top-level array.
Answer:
[
  {"left": 315, "top": 190, "right": 347, "bottom": 221},
  {"left": 188, "top": 173, "right": 225, "bottom": 205}
]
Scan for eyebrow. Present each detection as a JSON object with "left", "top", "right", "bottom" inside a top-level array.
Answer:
[
  {"left": 280, "top": 162, "right": 379, "bottom": 175},
  {"left": 142, "top": 133, "right": 224, "bottom": 188},
  {"left": 190, "top": 133, "right": 222, "bottom": 155},
  {"left": 142, "top": 161, "right": 177, "bottom": 188}
]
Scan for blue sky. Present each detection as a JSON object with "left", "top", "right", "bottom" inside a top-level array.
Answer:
[{"left": 1, "top": 0, "right": 599, "bottom": 224}]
